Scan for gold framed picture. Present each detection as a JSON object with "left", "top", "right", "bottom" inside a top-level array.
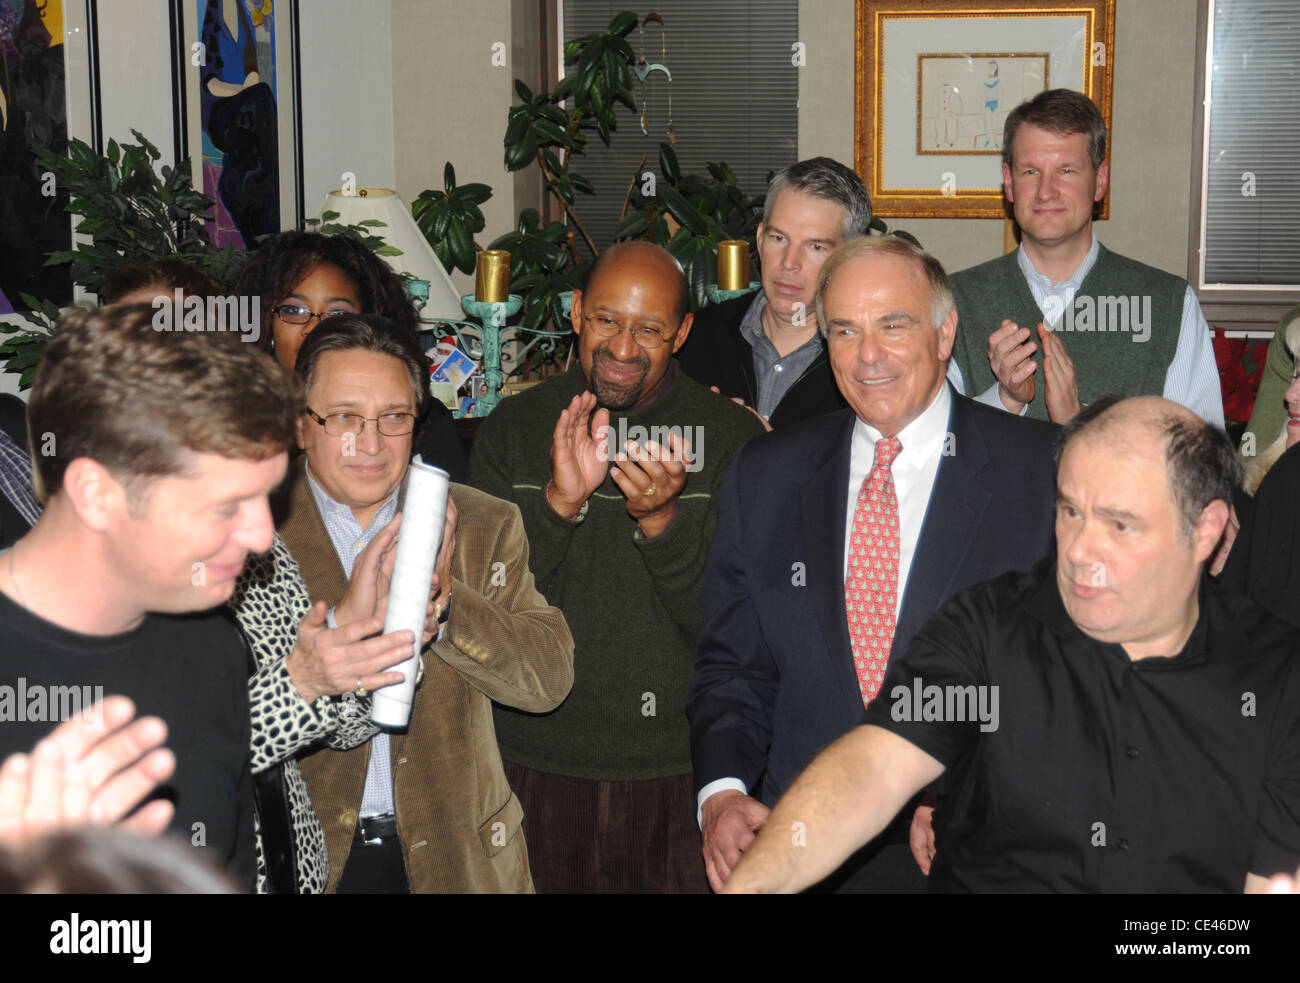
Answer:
[{"left": 855, "top": 0, "right": 1115, "bottom": 218}]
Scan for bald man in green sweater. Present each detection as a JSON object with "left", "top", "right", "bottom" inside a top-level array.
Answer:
[{"left": 470, "top": 242, "right": 765, "bottom": 892}]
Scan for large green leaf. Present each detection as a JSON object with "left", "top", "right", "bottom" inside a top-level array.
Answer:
[
  {"left": 551, "top": 75, "right": 575, "bottom": 101},
  {"left": 659, "top": 184, "right": 711, "bottom": 237},
  {"left": 658, "top": 142, "right": 680, "bottom": 185},
  {"left": 504, "top": 112, "right": 529, "bottom": 145},
  {"left": 614, "top": 211, "right": 648, "bottom": 239},
  {"left": 505, "top": 127, "right": 538, "bottom": 170},
  {"left": 577, "top": 35, "right": 602, "bottom": 78},
  {"left": 532, "top": 118, "right": 570, "bottom": 147},
  {"left": 607, "top": 10, "right": 637, "bottom": 36},
  {"left": 445, "top": 219, "right": 475, "bottom": 274}
]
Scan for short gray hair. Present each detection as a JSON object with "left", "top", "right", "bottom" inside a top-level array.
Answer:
[
  {"left": 763, "top": 157, "right": 873, "bottom": 241},
  {"left": 814, "top": 236, "right": 954, "bottom": 336}
]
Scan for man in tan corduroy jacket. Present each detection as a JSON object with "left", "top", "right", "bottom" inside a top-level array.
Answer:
[{"left": 284, "top": 314, "right": 574, "bottom": 893}]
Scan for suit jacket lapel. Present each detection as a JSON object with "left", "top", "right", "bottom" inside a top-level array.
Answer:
[
  {"left": 801, "top": 411, "right": 863, "bottom": 713},
  {"left": 893, "top": 387, "right": 993, "bottom": 659},
  {"left": 278, "top": 460, "right": 372, "bottom": 893},
  {"left": 278, "top": 458, "right": 350, "bottom": 605}
]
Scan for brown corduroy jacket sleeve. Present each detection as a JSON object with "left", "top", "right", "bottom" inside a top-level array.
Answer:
[{"left": 431, "top": 486, "right": 574, "bottom": 713}]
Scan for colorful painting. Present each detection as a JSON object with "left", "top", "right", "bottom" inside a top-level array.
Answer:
[
  {"left": 0, "top": 0, "right": 70, "bottom": 312},
  {"left": 197, "top": 0, "right": 279, "bottom": 249}
]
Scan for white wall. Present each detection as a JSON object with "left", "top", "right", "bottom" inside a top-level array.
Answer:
[
  {"left": 96, "top": 0, "right": 176, "bottom": 167},
  {"left": 299, "top": 0, "right": 396, "bottom": 213},
  {"left": 390, "top": 0, "right": 520, "bottom": 297}
]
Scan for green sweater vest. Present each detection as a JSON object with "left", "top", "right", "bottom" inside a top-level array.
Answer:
[
  {"left": 468, "top": 364, "right": 766, "bottom": 780},
  {"left": 951, "top": 245, "right": 1186, "bottom": 421}
]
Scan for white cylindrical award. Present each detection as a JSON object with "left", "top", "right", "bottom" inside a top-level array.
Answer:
[{"left": 370, "top": 455, "right": 450, "bottom": 729}]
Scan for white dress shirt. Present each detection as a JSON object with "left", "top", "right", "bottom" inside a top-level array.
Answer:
[
  {"left": 306, "top": 467, "right": 400, "bottom": 819},
  {"left": 698, "top": 383, "right": 954, "bottom": 822},
  {"left": 841, "top": 382, "right": 952, "bottom": 607},
  {"left": 949, "top": 236, "right": 1225, "bottom": 427}
]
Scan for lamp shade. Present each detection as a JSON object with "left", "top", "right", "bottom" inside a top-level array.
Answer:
[{"left": 317, "top": 188, "right": 464, "bottom": 320}]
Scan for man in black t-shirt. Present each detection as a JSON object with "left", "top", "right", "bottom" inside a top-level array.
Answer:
[
  {"left": 725, "top": 395, "right": 1300, "bottom": 893},
  {"left": 0, "top": 304, "right": 301, "bottom": 890}
]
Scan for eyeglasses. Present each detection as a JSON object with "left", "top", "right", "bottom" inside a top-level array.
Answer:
[
  {"left": 581, "top": 312, "right": 674, "bottom": 350},
  {"left": 304, "top": 408, "right": 417, "bottom": 437},
  {"left": 271, "top": 305, "right": 355, "bottom": 326}
]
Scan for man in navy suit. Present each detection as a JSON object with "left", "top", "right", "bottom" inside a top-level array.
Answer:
[{"left": 688, "top": 235, "right": 1059, "bottom": 892}]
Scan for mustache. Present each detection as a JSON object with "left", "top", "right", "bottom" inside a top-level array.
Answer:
[{"left": 592, "top": 346, "right": 651, "bottom": 372}]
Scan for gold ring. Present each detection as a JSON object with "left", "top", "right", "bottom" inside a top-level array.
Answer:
[
  {"left": 643, "top": 483, "right": 657, "bottom": 498},
  {"left": 354, "top": 678, "right": 367, "bottom": 698}
]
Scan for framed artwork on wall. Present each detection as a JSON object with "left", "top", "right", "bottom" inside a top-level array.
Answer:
[
  {"left": 175, "top": 0, "right": 303, "bottom": 250},
  {"left": 854, "top": 0, "right": 1115, "bottom": 218},
  {"left": 0, "top": 0, "right": 95, "bottom": 312}
]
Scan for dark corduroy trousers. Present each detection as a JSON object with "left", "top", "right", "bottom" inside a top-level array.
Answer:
[{"left": 504, "top": 762, "right": 710, "bottom": 894}]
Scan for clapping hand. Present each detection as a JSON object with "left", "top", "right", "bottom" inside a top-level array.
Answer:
[
  {"left": 547, "top": 392, "right": 611, "bottom": 518},
  {"left": 1039, "top": 324, "right": 1082, "bottom": 424},
  {"left": 988, "top": 319, "right": 1039, "bottom": 412},
  {"left": 611, "top": 432, "right": 692, "bottom": 539}
]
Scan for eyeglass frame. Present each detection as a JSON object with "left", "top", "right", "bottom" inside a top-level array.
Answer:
[
  {"left": 271, "top": 304, "right": 357, "bottom": 326},
  {"left": 579, "top": 311, "right": 678, "bottom": 350},
  {"left": 303, "top": 407, "right": 418, "bottom": 437}
]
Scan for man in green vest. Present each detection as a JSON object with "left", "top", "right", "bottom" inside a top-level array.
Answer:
[{"left": 948, "top": 89, "right": 1224, "bottom": 429}]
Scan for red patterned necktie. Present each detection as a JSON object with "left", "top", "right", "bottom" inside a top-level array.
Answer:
[{"left": 845, "top": 435, "right": 902, "bottom": 706}]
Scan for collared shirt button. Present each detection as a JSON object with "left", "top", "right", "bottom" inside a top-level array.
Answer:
[
  {"left": 1126, "top": 746, "right": 1139, "bottom": 759},
  {"left": 774, "top": 363, "right": 784, "bottom": 373}
]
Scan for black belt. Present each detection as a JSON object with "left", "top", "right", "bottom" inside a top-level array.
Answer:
[{"left": 355, "top": 813, "right": 400, "bottom": 846}]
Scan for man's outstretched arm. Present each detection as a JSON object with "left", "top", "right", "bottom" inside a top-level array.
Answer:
[{"left": 723, "top": 724, "right": 945, "bottom": 893}]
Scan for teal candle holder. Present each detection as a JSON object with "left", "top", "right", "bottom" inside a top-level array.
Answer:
[
  {"left": 460, "top": 294, "right": 523, "bottom": 418},
  {"left": 706, "top": 281, "right": 761, "bottom": 305},
  {"left": 414, "top": 292, "right": 575, "bottom": 419}
]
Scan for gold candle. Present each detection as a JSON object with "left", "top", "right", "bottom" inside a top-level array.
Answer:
[
  {"left": 475, "top": 250, "right": 511, "bottom": 303},
  {"left": 717, "top": 240, "right": 750, "bottom": 291}
]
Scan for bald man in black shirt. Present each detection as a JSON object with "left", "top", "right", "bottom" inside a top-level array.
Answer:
[{"left": 726, "top": 395, "right": 1300, "bottom": 893}]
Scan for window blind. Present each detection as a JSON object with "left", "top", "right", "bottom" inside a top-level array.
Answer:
[
  {"left": 1202, "top": 0, "right": 1300, "bottom": 288},
  {"left": 560, "top": 0, "right": 799, "bottom": 257}
]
